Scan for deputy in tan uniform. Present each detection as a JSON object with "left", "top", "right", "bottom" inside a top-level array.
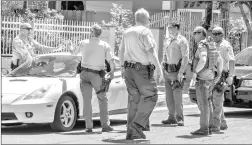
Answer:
[
  {"left": 119, "top": 8, "right": 163, "bottom": 140},
  {"left": 161, "top": 21, "right": 189, "bottom": 126},
  {"left": 211, "top": 26, "right": 234, "bottom": 132},
  {"left": 11, "top": 23, "right": 62, "bottom": 70},
  {"left": 69, "top": 24, "right": 115, "bottom": 133},
  {"left": 190, "top": 26, "right": 223, "bottom": 136}
]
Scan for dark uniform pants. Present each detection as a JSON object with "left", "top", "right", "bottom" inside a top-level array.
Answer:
[
  {"left": 124, "top": 66, "right": 158, "bottom": 128},
  {"left": 80, "top": 70, "right": 110, "bottom": 129}
]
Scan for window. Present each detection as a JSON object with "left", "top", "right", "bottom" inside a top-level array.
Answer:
[{"left": 61, "top": 1, "right": 85, "bottom": 10}]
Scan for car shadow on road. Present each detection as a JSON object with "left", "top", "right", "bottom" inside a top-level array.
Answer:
[
  {"left": 1, "top": 119, "right": 127, "bottom": 135},
  {"left": 151, "top": 124, "right": 178, "bottom": 127},
  {"left": 1, "top": 124, "right": 55, "bottom": 135},
  {"left": 185, "top": 110, "right": 252, "bottom": 119},
  {"left": 102, "top": 138, "right": 151, "bottom": 144}
]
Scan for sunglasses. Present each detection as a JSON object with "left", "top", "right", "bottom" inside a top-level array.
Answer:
[
  {"left": 193, "top": 31, "right": 202, "bottom": 35},
  {"left": 212, "top": 32, "right": 222, "bottom": 36},
  {"left": 22, "top": 28, "right": 32, "bottom": 31}
]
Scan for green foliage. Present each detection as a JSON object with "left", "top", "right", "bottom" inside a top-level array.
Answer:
[
  {"left": 1, "top": 1, "right": 64, "bottom": 22},
  {"left": 100, "top": 3, "right": 133, "bottom": 56}
]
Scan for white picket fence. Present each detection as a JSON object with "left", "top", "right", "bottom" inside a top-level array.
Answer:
[{"left": 1, "top": 16, "right": 95, "bottom": 56}]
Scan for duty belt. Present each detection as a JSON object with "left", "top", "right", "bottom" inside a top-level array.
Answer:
[
  {"left": 81, "top": 67, "right": 106, "bottom": 78},
  {"left": 123, "top": 61, "right": 153, "bottom": 70},
  {"left": 123, "top": 61, "right": 155, "bottom": 79},
  {"left": 163, "top": 62, "right": 180, "bottom": 73}
]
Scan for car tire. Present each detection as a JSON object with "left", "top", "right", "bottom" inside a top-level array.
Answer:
[{"left": 50, "top": 95, "right": 77, "bottom": 132}]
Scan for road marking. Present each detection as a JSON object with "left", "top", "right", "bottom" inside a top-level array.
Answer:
[{"left": 154, "top": 104, "right": 197, "bottom": 112}]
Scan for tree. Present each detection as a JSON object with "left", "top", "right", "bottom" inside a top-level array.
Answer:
[
  {"left": 1, "top": 1, "right": 64, "bottom": 21},
  {"left": 184, "top": 1, "right": 252, "bottom": 46},
  {"left": 236, "top": 2, "right": 252, "bottom": 46},
  {"left": 184, "top": 1, "right": 213, "bottom": 31},
  {"left": 100, "top": 3, "right": 133, "bottom": 56}
]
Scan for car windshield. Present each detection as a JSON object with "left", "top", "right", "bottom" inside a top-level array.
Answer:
[
  {"left": 235, "top": 47, "right": 252, "bottom": 66},
  {"left": 7, "top": 55, "right": 81, "bottom": 77}
]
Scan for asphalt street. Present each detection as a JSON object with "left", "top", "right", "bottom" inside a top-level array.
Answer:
[{"left": 2, "top": 92, "right": 252, "bottom": 144}]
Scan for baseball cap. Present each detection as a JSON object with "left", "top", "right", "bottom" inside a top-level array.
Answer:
[{"left": 20, "top": 23, "right": 33, "bottom": 29}]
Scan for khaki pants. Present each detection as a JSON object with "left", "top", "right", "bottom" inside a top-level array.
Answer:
[
  {"left": 124, "top": 67, "right": 158, "bottom": 128},
  {"left": 212, "top": 85, "right": 227, "bottom": 129},
  {"left": 195, "top": 79, "right": 214, "bottom": 130},
  {"left": 164, "top": 72, "right": 184, "bottom": 121},
  {"left": 80, "top": 70, "right": 110, "bottom": 129}
]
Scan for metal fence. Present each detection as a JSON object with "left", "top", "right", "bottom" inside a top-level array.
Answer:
[
  {"left": 149, "top": 10, "right": 249, "bottom": 55},
  {"left": 1, "top": 16, "right": 95, "bottom": 56}
]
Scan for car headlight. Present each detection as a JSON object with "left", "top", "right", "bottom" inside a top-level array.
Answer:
[
  {"left": 241, "top": 80, "right": 252, "bottom": 87},
  {"left": 23, "top": 85, "right": 53, "bottom": 100}
]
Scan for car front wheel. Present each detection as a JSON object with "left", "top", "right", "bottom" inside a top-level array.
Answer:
[{"left": 50, "top": 95, "right": 77, "bottom": 132}]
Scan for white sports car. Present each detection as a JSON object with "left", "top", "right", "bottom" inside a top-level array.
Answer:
[{"left": 1, "top": 53, "right": 128, "bottom": 132}]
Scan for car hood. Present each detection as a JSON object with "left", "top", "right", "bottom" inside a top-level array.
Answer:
[
  {"left": 2, "top": 77, "right": 61, "bottom": 95},
  {"left": 235, "top": 66, "right": 252, "bottom": 78}
]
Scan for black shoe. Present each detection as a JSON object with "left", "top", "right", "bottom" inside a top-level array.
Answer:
[
  {"left": 161, "top": 119, "right": 177, "bottom": 124},
  {"left": 190, "top": 128, "right": 210, "bottom": 136},
  {"left": 142, "top": 124, "right": 150, "bottom": 131},
  {"left": 102, "top": 126, "right": 114, "bottom": 132},
  {"left": 177, "top": 120, "right": 184, "bottom": 126},
  {"left": 211, "top": 126, "right": 220, "bottom": 133},
  {"left": 85, "top": 128, "right": 93, "bottom": 132},
  {"left": 220, "top": 125, "right": 228, "bottom": 130},
  {"left": 130, "top": 122, "right": 146, "bottom": 139}
]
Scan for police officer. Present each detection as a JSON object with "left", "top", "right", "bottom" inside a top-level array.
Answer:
[
  {"left": 11, "top": 23, "right": 63, "bottom": 70},
  {"left": 190, "top": 26, "right": 223, "bottom": 136},
  {"left": 210, "top": 26, "right": 234, "bottom": 132},
  {"left": 161, "top": 20, "right": 189, "bottom": 126},
  {"left": 119, "top": 8, "right": 163, "bottom": 140},
  {"left": 68, "top": 24, "right": 115, "bottom": 133}
]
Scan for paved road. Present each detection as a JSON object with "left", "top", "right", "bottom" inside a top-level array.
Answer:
[{"left": 2, "top": 102, "right": 252, "bottom": 144}]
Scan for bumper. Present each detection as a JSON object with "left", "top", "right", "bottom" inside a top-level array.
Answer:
[{"left": 2, "top": 102, "right": 57, "bottom": 124}]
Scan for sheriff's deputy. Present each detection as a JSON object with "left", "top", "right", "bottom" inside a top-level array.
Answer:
[
  {"left": 69, "top": 24, "right": 115, "bottom": 133},
  {"left": 119, "top": 8, "right": 164, "bottom": 140},
  {"left": 161, "top": 20, "right": 189, "bottom": 126}
]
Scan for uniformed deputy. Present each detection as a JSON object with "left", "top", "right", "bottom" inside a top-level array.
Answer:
[
  {"left": 11, "top": 23, "right": 63, "bottom": 70},
  {"left": 190, "top": 26, "right": 223, "bottom": 136},
  {"left": 161, "top": 21, "right": 189, "bottom": 126},
  {"left": 119, "top": 8, "right": 164, "bottom": 140},
  {"left": 210, "top": 26, "right": 234, "bottom": 132},
  {"left": 69, "top": 24, "right": 115, "bottom": 133}
]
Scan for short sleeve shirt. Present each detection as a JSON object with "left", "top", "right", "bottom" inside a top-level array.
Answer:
[
  {"left": 79, "top": 37, "right": 114, "bottom": 70},
  {"left": 12, "top": 35, "right": 34, "bottom": 65},
  {"left": 122, "top": 25, "right": 156, "bottom": 65},
  {"left": 163, "top": 34, "right": 189, "bottom": 64},
  {"left": 215, "top": 39, "right": 235, "bottom": 72}
]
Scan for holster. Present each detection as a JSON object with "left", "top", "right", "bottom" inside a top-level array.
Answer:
[
  {"left": 11, "top": 59, "right": 19, "bottom": 71},
  {"left": 171, "top": 79, "right": 185, "bottom": 90},
  {"left": 96, "top": 78, "right": 112, "bottom": 94},
  {"left": 213, "top": 71, "right": 229, "bottom": 93}
]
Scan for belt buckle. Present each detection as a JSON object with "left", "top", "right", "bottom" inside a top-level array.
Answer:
[{"left": 135, "top": 63, "right": 141, "bottom": 71}]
